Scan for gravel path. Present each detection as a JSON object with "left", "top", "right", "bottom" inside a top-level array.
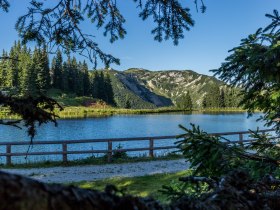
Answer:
[{"left": 2, "top": 159, "right": 188, "bottom": 183}]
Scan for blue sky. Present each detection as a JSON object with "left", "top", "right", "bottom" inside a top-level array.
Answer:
[{"left": 0, "top": 0, "right": 279, "bottom": 75}]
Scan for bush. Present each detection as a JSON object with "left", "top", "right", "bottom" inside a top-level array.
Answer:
[{"left": 112, "top": 144, "right": 128, "bottom": 160}]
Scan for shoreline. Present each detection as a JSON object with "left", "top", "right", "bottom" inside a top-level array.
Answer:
[{"left": 0, "top": 107, "right": 246, "bottom": 120}]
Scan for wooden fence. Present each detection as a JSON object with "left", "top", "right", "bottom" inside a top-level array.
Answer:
[{"left": 0, "top": 128, "right": 275, "bottom": 165}]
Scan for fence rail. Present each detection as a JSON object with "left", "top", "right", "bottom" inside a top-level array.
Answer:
[{"left": 0, "top": 128, "right": 275, "bottom": 165}]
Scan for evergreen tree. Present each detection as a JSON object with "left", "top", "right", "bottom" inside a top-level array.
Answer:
[
  {"left": 8, "top": 41, "right": 20, "bottom": 89},
  {"left": 176, "top": 91, "right": 193, "bottom": 110},
  {"left": 91, "top": 70, "right": 99, "bottom": 99},
  {"left": 90, "top": 70, "right": 115, "bottom": 105},
  {"left": 91, "top": 70, "right": 105, "bottom": 99},
  {"left": 67, "top": 56, "right": 77, "bottom": 93},
  {"left": 34, "top": 46, "right": 51, "bottom": 93},
  {"left": 18, "top": 45, "right": 37, "bottom": 95},
  {"left": 75, "top": 61, "right": 84, "bottom": 96},
  {"left": 98, "top": 71, "right": 105, "bottom": 100},
  {"left": 51, "top": 50, "right": 63, "bottom": 89},
  {"left": 219, "top": 88, "right": 226, "bottom": 108},
  {"left": 61, "top": 61, "right": 69, "bottom": 92},
  {"left": 40, "top": 45, "right": 51, "bottom": 90},
  {"left": 82, "top": 61, "right": 91, "bottom": 96},
  {"left": 202, "top": 95, "right": 207, "bottom": 108},
  {"left": 203, "top": 84, "right": 220, "bottom": 108},
  {"left": 103, "top": 72, "right": 115, "bottom": 105},
  {"left": 124, "top": 96, "right": 131, "bottom": 109},
  {"left": 32, "top": 47, "right": 43, "bottom": 93},
  {"left": 0, "top": 50, "right": 8, "bottom": 88}
]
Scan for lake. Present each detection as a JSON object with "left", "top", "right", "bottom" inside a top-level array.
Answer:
[{"left": 0, "top": 112, "right": 270, "bottom": 164}]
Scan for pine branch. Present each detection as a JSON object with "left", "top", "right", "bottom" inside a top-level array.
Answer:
[
  {"left": 179, "top": 176, "right": 218, "bottom": 188},
  {"left": 0, "top": 56, "right": 20, "bottom": 61}
]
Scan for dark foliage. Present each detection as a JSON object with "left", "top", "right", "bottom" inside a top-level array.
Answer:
[
  {"left": 0, "top": 92, "right": 62, "bottom": 139},
  {"left": 2, "top": 0, "right": 199, "bottom": 67},
  {"left": 176, "top": 91, "right": 193, "bottom": 110},
  {"left": 0, "top": 0, "right": 9, "bottom": 12},
  {"left": 159, "top": 124, "right": 280, "bottom": 209},
  {"left": 212, "top": 10, "right": 280, "bottom": 129}
]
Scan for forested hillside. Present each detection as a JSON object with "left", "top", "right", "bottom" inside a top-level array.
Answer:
[
  {"left": 0, "top": 41, "right": 115, "bottom": 106},
  {"left": 0, "top": 42, "right": 242, "bottom": 109},
  {"left": 117, "top": 68, "right": 242, "bottom": 108}
]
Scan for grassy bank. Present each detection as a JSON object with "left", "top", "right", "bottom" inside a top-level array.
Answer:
[
  {"left": 0, "top": 106, "right": 246, "bottom": 120},
  {"left": 0, "top": 106, "right": 192, "bottom": 119},
  {"left": 56, "top": 106, "right": 192, "bottom": 118},
  {"left": 199, "top": 107, "right": 245, "bottom": 112},
  {"left": 73, "top": 170, "right": 192, "bottom": 203},
  {"left": 1, "top": 153, "right": 183, "bottom": 169}
]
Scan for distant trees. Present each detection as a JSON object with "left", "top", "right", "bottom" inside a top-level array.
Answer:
[
  {"left": 50, "top": 51, "right": 91, "bottom": 97},
  {"left": 0, "top": 42, "right": 51, "bottom": 95},
  {"left": 176, "top": 91, "right": 193, "bottom": 110},
  {"left": 0, "top": 41, "right": 115, "bottom": 105},
  {"left": 202, "top": 85, "right": 220, "bottom": 108},
  {"left": 90, "top": 71, "right": 115, "bottom": 105},
  {"left": 202, "top": 85, "right": 241, "bottom": 108}
]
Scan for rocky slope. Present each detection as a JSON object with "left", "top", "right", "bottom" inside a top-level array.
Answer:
[{"left": 108, "top": 68, "right": 234, "bottom": 108}]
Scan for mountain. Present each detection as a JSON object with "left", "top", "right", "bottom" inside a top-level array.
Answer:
[{"left": 107, "top": 68, "right": 240, "bottom": 109}]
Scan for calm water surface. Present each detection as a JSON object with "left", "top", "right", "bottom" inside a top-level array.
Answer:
[
  {"left": 0, "top": 112, "right": 269, "bottom": 163},
  {"left": 0, "top": 112, "right": 267, "bottom": 141}
]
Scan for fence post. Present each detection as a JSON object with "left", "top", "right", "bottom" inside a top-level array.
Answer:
[
  {"left": 62, "top": 143, "right": 68, "bottom": 163},
  {"left": 107, "top": 141, "right": 112, "bottom": 162},
  {"left": 6, "top": 145, "right": 11, "bottom": 165},
  {"left": 239, "top": 133, "right": 243, "bottom": 146},
  {"left": 149, "top": 138, "right": 154, "bottom": 158}
]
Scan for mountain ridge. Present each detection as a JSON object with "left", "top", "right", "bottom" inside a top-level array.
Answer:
[{"left": 106, "top": 68, "right": 240, "bottom": 109}]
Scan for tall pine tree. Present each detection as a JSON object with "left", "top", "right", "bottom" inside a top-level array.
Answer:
[{"left": 51, "top": 50, "right": 63, "bottom": 89}]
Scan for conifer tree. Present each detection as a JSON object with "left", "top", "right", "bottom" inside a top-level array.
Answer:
[
  {"left": 32, "top": 47, "right": 42, "bottom": 92},
  {"left": 40, "top": 45, "right": 51, "bottom": 90},
  {"left": 18, "top": 45, "right": 36, "bottom": 95},
  {"left": 67, "top": 56, "right": 78, "bottom": 93},
  {"left": 98, "top": 71, "right": 105, "bottom": 100},
  {"left": 82, "top": 61, "right": 91, "bottom": 96},
  {"left": 0, "top": 50, "right": 8, "bottom": 88},
  {"left": 8, "top": 41, "right": 20, "bottom": 89},
  {"left": 202, "top": 95, "right": 207, "bottom": 108},
  {"left": 176, "top": 91, "right": 193, "bottom": 110},
  {"left": 61, "top": 61, "right": 69, "bottom": 92},
  {"left": 219, "top": 88, "right": 226, "bottom": 108},
  {"left": 124, "top": 96, "right": 131, "bottom": 109},
  {"left": 51, "top": 50, "right": 63, "bottom": 89},
  {"left": 104, "top": 72, "right": 115, "bottom": 105},
  {"left": 91, "top": 70, "right": 99, "bottom": 99},
  {"left": 75, "top": 61, "right": 84, "bottom": 96},
  {"left": 203, "top": 84, "right": 220, "bottom": 108}
]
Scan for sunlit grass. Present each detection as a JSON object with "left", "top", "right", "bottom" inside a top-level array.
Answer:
[
  {"left": 0, "top": 106, "right": 246, "bottom": 120},
  {"left": 73, "top": 170, "right": 192, "bottom": 203},
  {"left": 0, "top": 106, "right": 191, "bottom": 119}
]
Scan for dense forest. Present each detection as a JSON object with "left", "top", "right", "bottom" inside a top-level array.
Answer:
[
  {"left": 201, "top": 85, "right": 241, "bottom": 108},
  {"left": 0, "top": 41, "right": 115, "bottom": 105},
  {"left": 175, "top": 87, "right": 241, "bottom": 109}
]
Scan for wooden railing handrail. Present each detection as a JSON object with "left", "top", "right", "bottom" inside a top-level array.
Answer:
[
  {"left": 0, "top": 146, "right": 178, "bottom": 157},
  {"left": 0, "top": 128, "right": 275, "bottom": 165},
  {"left": 209, "top": 128, "right": 275, "bottom": 136},
  {"left": 0, "top": 128, "right": 274, "bottom": 146}
]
